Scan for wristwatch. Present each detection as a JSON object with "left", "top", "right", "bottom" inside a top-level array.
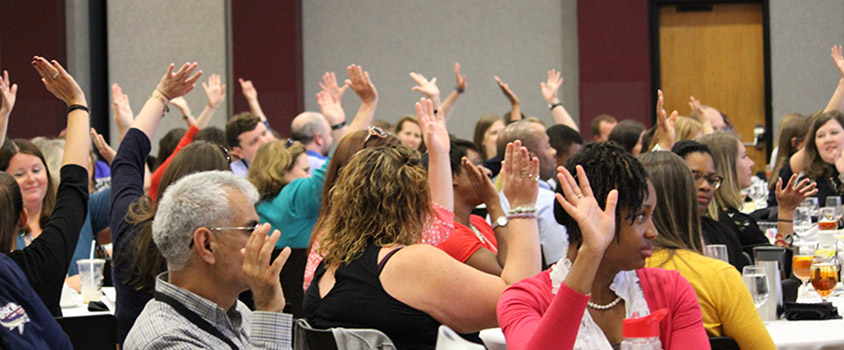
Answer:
[{"left": 491, "top": 216, "right": 509, "bottom": 230}]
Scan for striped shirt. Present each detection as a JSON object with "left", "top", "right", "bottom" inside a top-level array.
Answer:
[{"left": 124, "top": 273, "right": 292, "bottom": 349}]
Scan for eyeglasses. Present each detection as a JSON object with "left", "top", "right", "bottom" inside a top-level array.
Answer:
[
  {"left": 691, "top": 170, "right": 722, "bottom": 189},
  {"left": 364, "top": 125, "right": 388, "bottom": 144},
  {"left": 217, "top": 144, "right": 232, "bottom": 164},
  {"left": 190, "top": 224, "right": 258, "bottom": 247}
]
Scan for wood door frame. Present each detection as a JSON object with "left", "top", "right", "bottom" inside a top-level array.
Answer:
[{"left": 648, "top": 0, "right": 773, "bottom": 162}]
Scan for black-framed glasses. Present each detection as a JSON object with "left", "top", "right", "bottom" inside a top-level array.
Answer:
[
  {"left": 691, "top": 170, "right": 722, "bottom": 189},
  {"left": 364, "top": 125, "right": 387, "bottom": 144},
  {"left": 217, "top": 144, "right": 232, "bottom": 164}
]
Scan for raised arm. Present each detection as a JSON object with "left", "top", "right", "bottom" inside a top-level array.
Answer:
[
  {"left": 169, "top": 97, "right": 196, "bottom": 127},
  {"left": 344, "top": 64, "right": 378, "bottom": 134},
  {"left": 0, "top": 70, "right": 18, "bottom": 147},
  {"left": 495, "top": 76, "right": 521, "bottom": 122},
  {"left": 111, "top": 84, "right": 134, "bottom": 142},
  {"left": 653, "top": 89, "right": 678, "bottom": 151},
  {"left": 132, "top": 63, "right": 202, "bottom": 140},
  {"left": 33, "top": 57, "right": 90, "bottom": 169},
  {"left": 825, "top": 45, "right": 844, "bottom": 113},
  {"left": 774, "top": 175, "right": 817, "bottom": 246},
  {"left": 418, "top": 97, "right": 453, "bottom": 212},
  {"left": 318, "top": 71, "right": 349, "bottom": 140},
  {"left": 541, "top": 69, "right": 578, "bottom": 131},
  {"left": 193, "top": 74, "right": 226, "bottom": 129},
  {"left": 689, "top": 96, "right": 714, "bottom": 134},
  {"left": 439, "top": 62, "right": 466, "bottom": 120},
  {"left": 460, "top": 158, "right": 508, "bottom": 275},
  {"left": 239, "top": 78, "right": 267, "bottom": 122}
]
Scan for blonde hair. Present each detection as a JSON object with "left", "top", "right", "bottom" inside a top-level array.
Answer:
[
  {"left": 698, "top": 132, "right": 743, "bottom": 217},
  {"left": 674, "top": 116, "right": 702, "bottom": 142},
  {"left": 248, "top": 140, "right": 307, "bottom": 201},
  {"left": 317, "top": 146, "right": 432, "bottom": 268}
]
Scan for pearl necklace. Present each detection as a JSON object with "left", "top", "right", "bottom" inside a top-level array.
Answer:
[{"left": 587, "top": 296, "right": 622, "bottom": 310}]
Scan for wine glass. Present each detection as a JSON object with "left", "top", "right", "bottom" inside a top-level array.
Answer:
[
  {"left": 792, "top": 243, "right": 815, "bottom": 296},
  {"left": 793, "top": 206, "right": 812, "bottom": 237},
  {"left": 748, "top": 181, "right": 768, "bottom": 209},
  {"left": 819, "top": 208, "right": 838, "bottom": 231},
  {"left": 803, "top": 197, "right": 820, "bottom": 217},
  {"left": 811, "top": 256, "right": 839, "bottom": 303},
  {"left": 826, "top": 196, "right": 842, "bottom": 220},
  {"left": 743, "top": 266, "right": 770, "bottom": 309},
  {"left": 704, "top": 244, "right": 729, "bottom": 263}
]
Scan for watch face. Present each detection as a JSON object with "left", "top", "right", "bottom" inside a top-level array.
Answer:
[{"left": 496, "top": 216, "right": 508, "bottom": 226}]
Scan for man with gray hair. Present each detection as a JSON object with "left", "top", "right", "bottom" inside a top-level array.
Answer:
[
  {"left": 494, "top": 120, "right": 568, "bottom": 269},
  {"left": 124, "top": 171, "right": 293, "bottom": 349},
  {"left": 291, "top": 112, "right": 336, "bottom": 175}
]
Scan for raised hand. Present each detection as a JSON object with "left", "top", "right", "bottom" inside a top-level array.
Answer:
[
  {"left": 111, "top": 84, "right": 134, "bottom": 140},
  {"left": 555, "top": 165, "right": 618, "bottom": 253},
  {"left": 416, "top": 97, "right": 449, "bottom": 155},
  {"left": 461, "top": 158, "right": 497, "bottom": 207},
  {"left": 169, "top": 97, "right": 192, "bottom": 117},
  {"left": 242, "top": 223, "right": 290, "bottom": 313},
  {"left": 202, "top": 74, "right": 225, "bottom": 109},
  {"left": 540, "top": 69, "right": 563, "bottom": 104},
  {"left": 410, "top": 72, "right": 441, "bottom": 100},
  {"left": 454, "top": 62, "right": 467, "bottom": 92},
  {"left": 90, "top": 128, "right": 116, "bottom": 164},
  {"left": 775, "top": 175, "right": 818, "bottom": 212},
  {"left": 155, "top": 62, "right": 202, "bottom": 101},
  {"left": 317, "top": 90, "right": 345, "bottom": 126},
  {"left": 32, "top": 56, "right": 85, "bottom": 106},
  {"left": 345, "top": 64, "right": 377, "bottom": 104},
  {"left": 238, "top": 78, "right": 258, "bottom": 101},
  {"left": 501, "top": 140, "right": 539, "bottom": 209},
  {"left": 832, "top": 45, "right": 844, "bottom": 79},
  {"left": 494, "top": 76, "right": 519, "bottom": 106},
  {"left": 655, "top": 89, "right": 678, "bottom": 150},
  {"left": 319, "top": 71, "right": 349, "bottom": 101},
  {"left": 0, "top": 70, "right": 18, "bottom": 116}
]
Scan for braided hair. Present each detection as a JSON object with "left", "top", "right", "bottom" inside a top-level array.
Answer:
[{"left": 554, "top": 142, "right": 649, "bottom": 248}]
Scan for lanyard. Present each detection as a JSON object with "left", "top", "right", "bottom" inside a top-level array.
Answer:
[{"left": 154, "top": 291, "right": 239, "bottom": 350}]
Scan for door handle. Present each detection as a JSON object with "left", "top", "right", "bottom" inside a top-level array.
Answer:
[{"left": 743, "top": 123, "right": 766, "bottom": 150}]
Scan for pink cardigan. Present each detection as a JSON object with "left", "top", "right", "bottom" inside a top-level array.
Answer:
[{"left": 497, "top": 268, "right": 710, "bottom": 350}]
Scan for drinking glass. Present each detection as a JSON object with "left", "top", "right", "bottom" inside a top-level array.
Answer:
[
  {"left": 793, "top": 206, "right": 812, "bottom": 237},
  {"left": 826, "top": 196, "right": 842, "bottom": 219},
  {"left": 803, "top": 197, "right": 820, "bottom": 217},
  {"left": 819, "top": 207, "right": 838, "bottom": 231},
  {"left": 811, "top": 256, "right": 839, "bottom": 302},
  {"left": 743, "top": 266, "right": 770, "bottom": 309},
  {"left": 704, "top": 244, "right": 729, "bottom": 263},
  {"left": 793, "top": 244, "right": 815, "bottom": 295},
  {"left": 748, "top": 181, "right": 768, "bottom": 209}
]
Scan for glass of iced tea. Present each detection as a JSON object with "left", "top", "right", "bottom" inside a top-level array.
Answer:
[
  {"left": 819, "top": 207, "right": 838, "bottom": 230},
  {"left": 810, "top": 257, "right": 839, "bottom": 302},
  {"left": 793, "top": 244, "right": 815, "bottom": 291}
]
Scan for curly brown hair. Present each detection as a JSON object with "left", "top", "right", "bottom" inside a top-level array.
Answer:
[{"left": 316, "top": 145, "right": 432, "bottom": 268}]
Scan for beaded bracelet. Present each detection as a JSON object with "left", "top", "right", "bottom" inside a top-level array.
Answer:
[{"left": 507, "top": 207, "right": 537, "bottom": 220}]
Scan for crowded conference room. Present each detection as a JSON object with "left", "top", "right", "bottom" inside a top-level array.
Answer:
[{"left": 3, "top": 0, "right": 844, "bottom": 349}]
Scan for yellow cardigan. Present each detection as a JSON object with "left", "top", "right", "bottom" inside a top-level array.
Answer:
[{"left": 646, "top": 249, "right": 775, "bottom": 350}]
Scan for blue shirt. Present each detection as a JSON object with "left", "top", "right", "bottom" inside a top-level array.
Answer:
[
  {"left": 0, "top": 254, "right": 72, "bottom": 349},
  {"left": 256, "top": 157, "right": 329, "bottom": 249},
  {"left": 305, "top": 150, "right": 328, "bottom": 176}
]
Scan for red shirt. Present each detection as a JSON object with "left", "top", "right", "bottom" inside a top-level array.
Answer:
[{"left": 437, "top": 215, "right": 498, "bottom": 262}]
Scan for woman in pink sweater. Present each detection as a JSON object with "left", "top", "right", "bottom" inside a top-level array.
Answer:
[{"left": 497, "top": 142, "right": 709, "bottom": 350}]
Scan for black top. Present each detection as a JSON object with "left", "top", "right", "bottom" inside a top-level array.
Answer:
[
  {"left": 767, "top": 162, "right": 794, "bottom": 208},
  {"left": 809, "top": 169, "right": 844, "bottom": 205},
  {"left": 304, "top": 243, "right": 441, "bottom": 350},
  {"left": 701, "top": 216, "right": 749, "bottom": 271},
  {"left": 8, "top": 165, "right": 88, "bottom": 317},
  {"left": 109, "top": 128, "right": 153, "bottom": 343},
  {"left": 717, "top": 207, "right": 771, "bottom": 259},
  {"left": 0, "top": 254, "right": 72, "bottom": 349}
]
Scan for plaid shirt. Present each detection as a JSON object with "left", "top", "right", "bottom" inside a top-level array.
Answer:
[{"left": 123, "top": 273, "right": 292, "bottom": 349}]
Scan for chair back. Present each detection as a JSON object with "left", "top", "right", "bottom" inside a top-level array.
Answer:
[
  {"left": 295, "top": 319, "right": 338, "bottom": 350},
  {"left": 55, "top": 314, "right": 117, "bottom": 350},
  {"left": 294, "top": 319, "right": 396, "bottom": 350}
]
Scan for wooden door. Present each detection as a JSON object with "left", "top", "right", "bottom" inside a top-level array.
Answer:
[{"left": 658, "top": 3, "right": 767, "bottom": 172}]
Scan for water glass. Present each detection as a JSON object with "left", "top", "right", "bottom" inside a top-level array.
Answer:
[
  {"left": 827, "top": 196, "right": 842, "bottom": 218},
  {"left": 704, "top": 244, "right": 729, "bottom": 263},
  {"left": 743, "top": 265, "right": 770, "bottom": 309},
  {"left": 803, "top": 197, "right": 820, "bottom": 217},
  {"left": 793, "top": 206, "right": 812, "bottom": 236}
]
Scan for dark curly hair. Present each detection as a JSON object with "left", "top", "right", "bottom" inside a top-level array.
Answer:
[
  {"left": 554, "top": 142, "right": 649, "bottom": 248},
  {"left": 671, "top": 139, "right": 712, "bottom": 159}
]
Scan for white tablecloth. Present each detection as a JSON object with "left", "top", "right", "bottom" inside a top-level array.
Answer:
[{"left": 60, "top": 287, "right": 115, "bottom": 318}]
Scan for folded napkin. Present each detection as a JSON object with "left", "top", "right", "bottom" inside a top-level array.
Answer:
[{"left": 783, "top": 302, "right": 842, "bottom": 320}]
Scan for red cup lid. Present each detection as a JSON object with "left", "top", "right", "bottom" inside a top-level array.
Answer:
[{"left": 622, "top": 308, "right": 667, "bottom": 338}]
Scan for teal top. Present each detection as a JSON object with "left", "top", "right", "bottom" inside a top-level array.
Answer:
[{"left": 256, "top": 157, "right": 329, "bottom": 249}]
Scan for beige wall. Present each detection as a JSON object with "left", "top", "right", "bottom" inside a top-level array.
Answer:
[
  {"left": 301, "top": 0, "right": 579, "bottom": 141},
  {"left": 106, "top": 0, "right": 230, "bottom": 153}
]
